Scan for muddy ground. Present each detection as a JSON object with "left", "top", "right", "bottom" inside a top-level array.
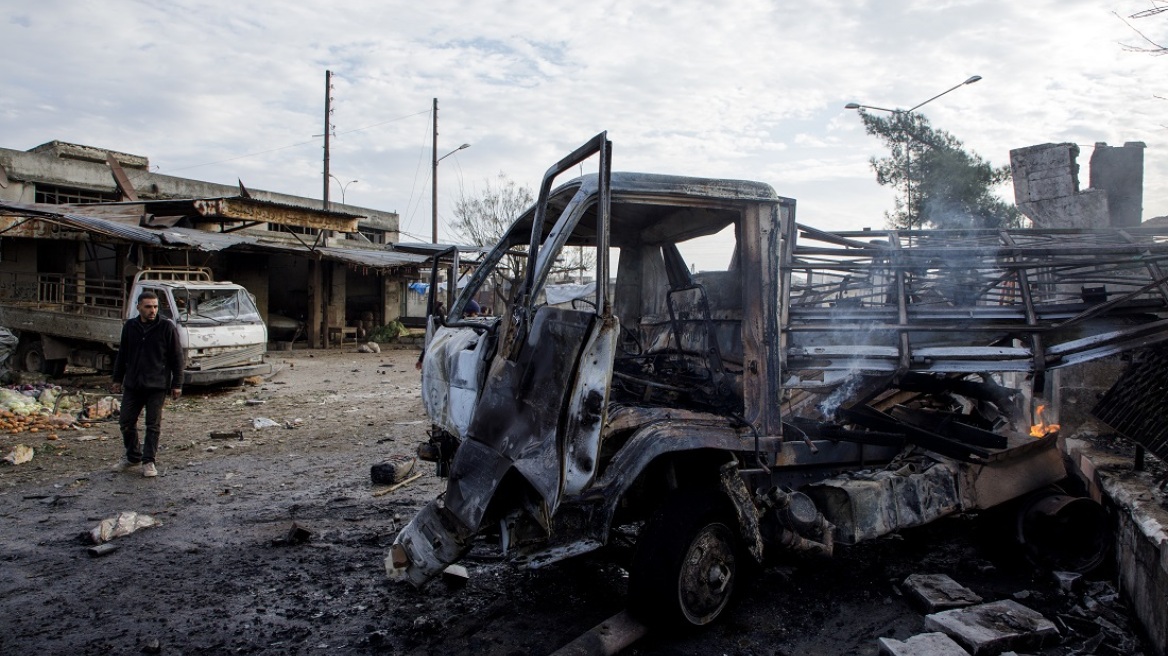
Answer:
[{"left": 0, "top": 347, "right": 1154, "bottom": 655}]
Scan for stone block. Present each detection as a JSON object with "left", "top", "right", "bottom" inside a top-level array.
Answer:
[
  {"left": 924, "top": 600, "right": 1059, "bottom": 655},
  {"left": 903, "top": 574, "right": 983, "bottom": 612},
  {"left": 878, "top": 632, "right": 971, "bottom": 656}
]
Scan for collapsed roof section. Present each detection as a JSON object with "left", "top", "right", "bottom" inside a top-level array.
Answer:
[{"left": 0, "top": 200, "right": 429, "bottom": 273}]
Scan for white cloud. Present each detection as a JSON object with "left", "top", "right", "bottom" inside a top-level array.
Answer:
[{"left": 2, "top": 0, "right": 1167, "bottom": 247}]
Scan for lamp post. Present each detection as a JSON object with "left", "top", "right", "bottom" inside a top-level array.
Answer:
[
  {"left": 845, "top": 75, "right": 981, "bottom": 229},
  {"left": 329, "top": 175, "right": 357, "bottom": 207},
  {"left": 432, "top": 143, "right": 470, "bottom": 244}
]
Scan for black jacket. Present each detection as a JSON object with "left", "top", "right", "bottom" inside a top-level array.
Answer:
[{"left": 112, "top": 317, "right": 185, "bottom": 389}]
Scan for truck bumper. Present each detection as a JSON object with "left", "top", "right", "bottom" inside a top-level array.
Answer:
[{"left": 182, "top": 363, "right": 271, "bottom": 386}]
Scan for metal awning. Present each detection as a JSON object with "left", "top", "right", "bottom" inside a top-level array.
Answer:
[{"left": 0, "top": 202, "right": 429, "bottom": 272}]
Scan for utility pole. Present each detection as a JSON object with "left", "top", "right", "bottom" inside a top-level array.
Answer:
[
  {"left": 431, "top": 98, "right": 438, "bottom": 243},
  {"left": 323, "top": 70, "right": 332, "bottom": 211}
]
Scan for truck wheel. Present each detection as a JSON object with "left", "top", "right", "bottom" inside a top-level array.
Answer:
[
  {"left": 629, "top": 489, "right": 739, "bottom": 627},
  {"left": 16, "top": 341, "right": 65, "bottom": 377},
  {"left": 17, "top": 340, "right": 45, "bottom": 374}
]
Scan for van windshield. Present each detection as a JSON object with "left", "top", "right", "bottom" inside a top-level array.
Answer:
[{"left": 175, "top": 287, "right": 262, "bottom": 325}]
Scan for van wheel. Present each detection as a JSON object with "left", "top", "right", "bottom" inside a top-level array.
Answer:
[{"left": 629, "top": 489, "right": 739, "bottom": 627}]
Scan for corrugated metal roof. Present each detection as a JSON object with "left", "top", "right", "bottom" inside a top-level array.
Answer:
[
  {"left": 0, "top": 202, "right": 431, "bottom": 271},
  {"left": 258, "top": 241, "right": 430, "bottom": 269},
  {"left": 0, "top": 202, "right": 162, "bottom": 244}
]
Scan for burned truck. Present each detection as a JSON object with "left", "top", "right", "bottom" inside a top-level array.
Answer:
[{"left": 388, "top": 133, "right": 1168, "bottom": 626}]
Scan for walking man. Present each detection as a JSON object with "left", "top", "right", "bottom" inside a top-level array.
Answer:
[{"left": 111, "top": 291, "right": 184, "bottom": 478}]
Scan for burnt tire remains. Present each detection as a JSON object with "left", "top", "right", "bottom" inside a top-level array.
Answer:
[{"left": 629, "top": 488, "right": 739, "bottom": 627}]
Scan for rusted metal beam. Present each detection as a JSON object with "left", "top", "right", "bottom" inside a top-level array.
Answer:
[
  {"left": 191, "top": 198, "right": 359, "bottom": 233},
  {"left": 105, "top": 153, "right": 139, "bottom": 201}
]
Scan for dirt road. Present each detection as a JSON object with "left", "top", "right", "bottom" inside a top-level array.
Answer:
[{"left": 0, "top": 348, "right": 1151, "bottom": 655}]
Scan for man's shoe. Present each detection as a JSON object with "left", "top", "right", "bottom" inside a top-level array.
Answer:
[
  {"left": 112, "top": 459, "right": 139, "bottom": 472},
  {"left": 142, "top": 463, "right": 158, "bottom": 478}
]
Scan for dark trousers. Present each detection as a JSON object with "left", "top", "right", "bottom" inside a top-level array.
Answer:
[{"left": 120, "top": 387, "right": 166, "bottom": 464}]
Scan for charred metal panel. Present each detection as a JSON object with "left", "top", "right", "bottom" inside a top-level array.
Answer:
[
  {"left": 1093, "top": 347, "right": 1168, "bottom": 463},
  {"left": 805, "top": 460, "right": 962, "bottom": 545},
  {"left": 562, "top": 316, "right": 618, "bottom": 496},
  {"left": 719, "top": 462, "right": 765, "bottom": 563},
  {"left": 954, "top": 434, "right": 1066, "bottom": 510},
  {"left": 444, "top": 307, "right": 595, "bottom": 532},
  {"left": 388, "top": 498, "right": 476, "bottom": 587},
  {"left": 420, "top": 327, "right": 489, "bottom": 439}
]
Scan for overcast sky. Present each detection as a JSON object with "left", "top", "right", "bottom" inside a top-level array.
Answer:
[{"left": 3, "top": 1, "right": 1166, "bottom": 256}]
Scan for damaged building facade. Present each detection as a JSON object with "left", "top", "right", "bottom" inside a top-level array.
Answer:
[{"left": 0, "top": 141, "right": 429, "bottom": 347}]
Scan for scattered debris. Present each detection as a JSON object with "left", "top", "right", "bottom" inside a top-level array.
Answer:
[
  {"left": 209, "top": 430, "right": 245, "bottom": 440},
  {"left": 284, "top": 418, "right": 304, "bottom": 429},
  {"left": 877, "top": 632, "right": 970, "bottom": 656},
  {"left": 441, "top": 564, "right": 469, "bottom": 589},
  {"left": 251, "top": 417, "right": 280, "bottom": 430},
  {"left": 84, "top": 396, "right": 120, "bottom": 420},
  {"left": 286, "top": 522, "right": 312, "bottom": 544},
  {"left": 357, "top": 342, "right": 381, "bottom": 354},
  {"left": 245, "top": 399, "right": 266, "bottom": 406},
  {"left": 371, "top": 471, "right": 423, "bottom": 497},
  {"left": 902, "top": 574, "right": 983, "bottom": 613},
  {"left": 89, "top": 511, "right": 160, "bottom": 544},
  {"left": 3, "top": 443, "right": 33, "bottom": 465},
  {"left": 370, "top": 455, "right": 416, "bottom": 485},
  {"left": 142, "top": 637, "right": 161, "bottom": 654},
  {"left": 87, "top": 543, "right": 119, "bottom": 557},
  {"left": 241, "top": 375, "right": 264, "bottom": 386},
  {"left": 548, "top": 610, "right": 649, "bottom": 656},
  {"left": 924, "top": 600, "right": 1059, "bottom": 655}
]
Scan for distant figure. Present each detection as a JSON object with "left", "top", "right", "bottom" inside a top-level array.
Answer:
[
  {"left": 465, "top": 299, "right": 481, "bottom": 317},
  {"left": 110, "top": 291, "right": 184, "bottom": 478}
]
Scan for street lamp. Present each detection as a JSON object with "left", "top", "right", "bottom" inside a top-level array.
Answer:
[
  {"left": 845, "top": 75, "right": 981, "bottom": 229},
  {"left": 432, "top": 143, "right": 470, "bottom": 243},
  {"left": 329, "top": 175, "right": 357, "bottom": 206}
]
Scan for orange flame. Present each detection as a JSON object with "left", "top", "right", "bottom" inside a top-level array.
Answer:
[{"left": 1030, "top": 404, "right": 1060, "bottom": 438}]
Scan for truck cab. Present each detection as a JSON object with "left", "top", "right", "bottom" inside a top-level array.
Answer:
[{"left": 390, "top": 134, "right": 1168, "bottom": 627}]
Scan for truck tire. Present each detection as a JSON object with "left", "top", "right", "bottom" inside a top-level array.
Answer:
[
  {"left": 16, "top": 340, "right": 65, "bottom": 377},
  {"left": 628, "top": 488, "right": 739, "bottom": 627}
]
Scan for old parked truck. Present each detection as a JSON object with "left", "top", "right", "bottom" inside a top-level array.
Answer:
[
  {"left": 389, "top": 133, "right": 1168, "bottom": 626},
  {"left": 0, "top": 266, "right": 270, "bottom": 385}
]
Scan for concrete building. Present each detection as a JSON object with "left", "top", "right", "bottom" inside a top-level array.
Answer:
[{"left": 0, "top": 141, "right": 428, "bottom": 347}]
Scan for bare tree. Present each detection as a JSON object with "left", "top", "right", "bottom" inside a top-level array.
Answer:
[
  {"left": 1115, "top": 3, "right": 1168, "bottom": 54},
  {"left": 450, "top": 174, "right": 533, "bottom": 309},
  {"left": 451, "top": 174, "right": 598, "bottom": 309}
]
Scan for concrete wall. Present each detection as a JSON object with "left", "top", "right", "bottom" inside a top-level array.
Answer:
[
  {"left": 1065, "top": 439, "right": 1168, "bottom": 656},
  {"left": 1009, "top": 143, "right": 1109, "bottom": 228},
  {"left": 0, "top": 143, "right": 400, "bottom": 240},
  {"left": 1090, "top": 142, "right": 1145, "bottom": 228}
]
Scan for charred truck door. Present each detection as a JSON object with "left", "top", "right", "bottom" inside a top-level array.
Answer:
[{"left": 394, "top": 133, "right": 616, "bottom": 585}]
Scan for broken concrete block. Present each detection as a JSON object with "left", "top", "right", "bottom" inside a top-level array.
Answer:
[
  {"left": 371, "top": 455, "right": 416, "bottom": 485},
  {"left": 902, "top": 574, "right": 983, "bottom": 612},
  {"left": 924, "top": 600, "right": 1059, "bottom": 656},
  {"left": 878, "top": 632, "right": 971, "bottom": 656}
]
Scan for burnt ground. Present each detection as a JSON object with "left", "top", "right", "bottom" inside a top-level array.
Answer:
[{"left": 0, "top": 348, "right": 1155, "bottom": 656}]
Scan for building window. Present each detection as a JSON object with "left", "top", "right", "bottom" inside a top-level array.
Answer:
[
  {"left": 355, "top": 227, "right": 386, "bottom": 244},
  {"left": 267, "top": 223, "right": 320, "bottom": 236},
  {"left": 34, "top": 184, "right": 120, "bottom": 205}
]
